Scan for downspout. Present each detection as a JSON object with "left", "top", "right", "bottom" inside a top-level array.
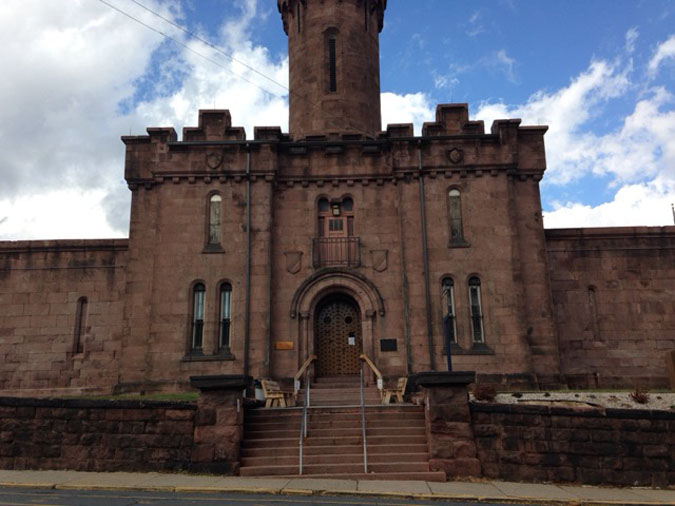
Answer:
[
  {"left": 397, "top": 181, "right": 413, "bottom": 375},
  {"left": 264, "top": 177, "right": 274, "bottom": 376},
  {"left": 243, "top": 146, "right": 251, "bottom": 377},
  {"left": 417, "top": 142, "right": 435, "bottom": 371}
]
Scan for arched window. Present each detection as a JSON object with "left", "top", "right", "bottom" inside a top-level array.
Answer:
[
  {"left": 73, "top": 296, "right": 87, "bottom": 354},
  {"left": 328, "top": 33, "right": 337, "bottom": 92},
  {"left": 208, "top": 194, "right": 222, "bottom": 246},
  {"left": 219, "top": 283, "right": 232, "bottom": 351},
  {"left": 191, "top": 283, "right": 205, "bottom": 353},
  {"left": 448, "top": 189, "right": 466, "bottom": 245},
  {"left": 442, "top": 278, "right": 457, "bottom": 345},
  {"left": 468, "top": 277, "right": 484, "bottom": 343}
]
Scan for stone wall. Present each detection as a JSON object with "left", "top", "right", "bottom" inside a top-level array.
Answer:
[
  {"left": 547, "top": 227, "right": 675, "bottom": 388},
  {"left": 0, "top": 240, "right": 127, "bottom": 393},
  {"left": 471, "top": 403, "right": 675, "bottom": 487},
  {"left": 0, "top": 397, "right": 195, "bottom": 472}
]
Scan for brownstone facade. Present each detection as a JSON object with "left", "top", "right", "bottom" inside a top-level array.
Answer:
[{"left": 1, "top": 0, "right": 673, "bottom": 394}]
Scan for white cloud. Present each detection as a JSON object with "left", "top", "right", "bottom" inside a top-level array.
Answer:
[
  {"left": 544, "top": 178, "right": 675, "bottom": 228},
  {"left": 381, "top": 92, "right": 435, "bottom": 135},
  {"left": 625, "top": 27, "right": 639, "bottom": 54},
  {"left": 491, "top": 49, "right": 518, "bottom": 84},
  {"left": 0, "top": 189, "right": 124, "bottom": 240},
  {"left": 475, "top": 30, "right": 675, "bottom": 227},
  {"left": 648, "top": 35, "right": 675, "bottom": 76}
]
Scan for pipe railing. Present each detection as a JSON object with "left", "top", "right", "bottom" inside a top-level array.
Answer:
[
  {"left": 359, "top": 367, "right": 368, "bottom": 473},
  {"left": 298, "top": 367, "right": 311, "bottom": 475}
]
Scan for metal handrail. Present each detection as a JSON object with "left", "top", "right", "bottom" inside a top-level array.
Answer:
[
  {"left": 299, "top": 368, "right": 310, "bottom": 475},
  {"left": 359, "top": 367, "right": 368, "bottom": 473}
]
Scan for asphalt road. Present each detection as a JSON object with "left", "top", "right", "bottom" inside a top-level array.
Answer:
[{"left": 0, "top": 487, "right": 535, "bottom": 506}]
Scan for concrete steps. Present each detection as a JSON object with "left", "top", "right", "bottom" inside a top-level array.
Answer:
[{"left": 240, "top": 402, "right": 444, "bottom": 481}]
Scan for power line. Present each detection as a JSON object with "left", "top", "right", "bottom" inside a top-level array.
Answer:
[
  {"left": 127, "top": 0, "right": 289, "bottom": 95},
  {"left": 96, "top": 0, "right": 286, "bottom": 100}
]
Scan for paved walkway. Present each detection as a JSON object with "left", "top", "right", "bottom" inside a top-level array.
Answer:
[{"left": 0, "top": 470, "right": 673, "bottom": 505}]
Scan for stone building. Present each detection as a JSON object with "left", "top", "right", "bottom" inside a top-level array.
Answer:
[{"left": 1, "top": 0, "right": 674, "bottom": 395}]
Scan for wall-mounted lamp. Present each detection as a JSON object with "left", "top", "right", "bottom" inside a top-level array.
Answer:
[{"left": 331, "top": 204, "right": 341, "bottom": 216}]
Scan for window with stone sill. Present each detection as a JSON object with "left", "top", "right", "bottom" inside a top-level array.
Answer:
[
  {"left": 205, "top": 194, "right": 223, "bottom": 252},
  {"left": 442, "top": 277, "right": 458, "bottom": 345},
  {"left": 218, "top": 282, "right": 232, "bottom": 352},
  {"left": 468, "top": 276, "right": 485, "bottom": 344},
  {"left": 190, "top": 283, "right": 205, "bottom": 354},
  {"left": 448, "top": 189, "right": 469, "bottom": 247}
]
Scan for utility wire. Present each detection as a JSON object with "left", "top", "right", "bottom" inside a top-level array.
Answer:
[
  {"left": 96, "top": 0, "right": 285, "bottom": 100},
  {"left": 128, "top": 0, "right": 289, "bottom": 94}
]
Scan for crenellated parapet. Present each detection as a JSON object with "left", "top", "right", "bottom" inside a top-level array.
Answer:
[
  {"left": 121, "top": 104, "right": 548, "bottom": 189},
  {"left": 278, "top": 0, "right": 386, "bottom": 34}
]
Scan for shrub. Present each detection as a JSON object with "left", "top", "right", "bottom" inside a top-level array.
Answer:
[
  {"left": 630, "top": 388, "right": 650, "bottom": 404},
  {"left": 473, "top": 384, "right": 497, "bottom": 401}
]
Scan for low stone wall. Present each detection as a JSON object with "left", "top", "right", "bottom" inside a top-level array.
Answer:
[
  {"left": 471, "top": 403, "right": 675, "bottom": 487},
  {"left": 0, "top": 397, "right": 196, "bottom": 472}
]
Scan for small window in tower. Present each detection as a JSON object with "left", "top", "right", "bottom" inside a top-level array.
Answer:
[
  {"left": 468, "top": 277, "right": 485, "bottom": 344},
  {"left": 297, "top": 3, "right": 301, "bottom": 33},
  {"left": 328, "top": 34, "right": 337, "bottom": 92},
  {"left": 219, "top": 282, "right": 232, "bottom": 351},
  {"left": 191, "top": 283, "right": 205, "bottom": 353}
]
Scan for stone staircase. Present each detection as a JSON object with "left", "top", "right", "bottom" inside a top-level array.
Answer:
[{"left": 240, "top": 378, "right": 445, "bottom": 481}]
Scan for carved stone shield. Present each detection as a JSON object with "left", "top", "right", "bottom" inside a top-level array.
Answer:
[
  {"left": 206, "top": 150, "right": 224, "bottom": 170},
  {"left": 447, "top": 147, "right": 464, "bottom": 165},
  {"left": 371, "top": 249, "right": 388, "bottom": 272},
  {"left": 284, "top": 251, "right": 303, "bottom": 274}
]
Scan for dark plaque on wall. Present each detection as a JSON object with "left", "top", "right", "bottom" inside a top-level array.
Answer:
[{"left": 380, "top": 338, "right": 397, "bottom": 352}]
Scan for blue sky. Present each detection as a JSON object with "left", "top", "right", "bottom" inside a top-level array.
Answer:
[{"left": 0, "top": 0, "right": 674, "bottom": 239}]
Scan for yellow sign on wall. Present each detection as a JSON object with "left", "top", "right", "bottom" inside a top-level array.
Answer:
[{"left": 274, "top": 341, "right": 294, "bottom": 351}]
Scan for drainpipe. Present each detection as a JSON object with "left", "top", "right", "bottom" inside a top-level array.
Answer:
[
  {"left": 397, "top": 182, "right": 413, "bottom": 375},
  {"left": 417, "top": 142, "right": 435, "bottom": 371},
  {"left": 264, "top": 178, "right": 274, "bottom": 376},
  {"left": 243, "top": 146, "right": 251, "bottom": 377}
]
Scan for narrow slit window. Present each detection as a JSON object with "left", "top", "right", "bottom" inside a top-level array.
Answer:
[
  {"left": 448, "top": 189, "right": 465, "bottom": 245},
  {"left": 297, "top": 3, "right": 301, "bottom": 33},
  {"left": 328, "top": 35, "right": 337, "bottom": 92},
  {"left": 468, "top": 277, "right": 484, "bottom": 344},
  {"left": 219, "top": 283, "right": 232, "bottom": 350},
  {"left": 191, "top": 283, "right": 205, "bottom": 352},
  {"left": 588, "top": 285, "right": 599, "bottom": 340},
  {"left": 208, "top": 194, "right": 222, "bottom": 246},
  {"left": 364, "top": 0, "right": 369, "bottom": 31},
  {"left": 442, "top": 279, "right": 457, "bottom": 344},
  {"left": 73, "top": 297, "right": 87, "bottom": 354}
]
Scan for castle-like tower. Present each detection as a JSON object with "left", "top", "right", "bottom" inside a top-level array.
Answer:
[{"left": 278, "top": 0, "right": 386, "bottom": 139}]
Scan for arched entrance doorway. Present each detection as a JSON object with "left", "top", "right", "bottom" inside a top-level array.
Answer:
[{"left": 314, "top": 294, "right": 362, "bottom": 377}]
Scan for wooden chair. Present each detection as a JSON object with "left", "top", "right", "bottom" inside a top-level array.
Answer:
[
  {"left": 381, "top": 376, "right": 407, "bottom": 404},
  {"left": 261, "top": 379, "right": 296, "bottom": 408}
]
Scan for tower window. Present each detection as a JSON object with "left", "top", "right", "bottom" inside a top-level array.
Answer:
[
  {"left": 468, "top": 277, "right": 484, "bottom": 344},
  {"left": 448, "top": 189, "right": 466, "bottom": 245},
  {"left": 442, "top": 278, "right": 457, "bottom": 345},
  {"left": 208, "top": 194, "right": 222, "bottom": 246},
  {"left": 191, "top": 283, "right": 205, "bottom": 353},
  {"left": 328, "top": 35, "right": 337, "bottom": 92},
  {"left": 219, "top": 283, "right": 232, "bottom": 351},
  {"left": 73, "top": 296, "right": 88, "bottom": 354}
]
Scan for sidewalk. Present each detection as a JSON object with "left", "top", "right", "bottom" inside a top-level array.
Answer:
[{"left": 0, "top": 469, "right": 673, "bottom": 505}]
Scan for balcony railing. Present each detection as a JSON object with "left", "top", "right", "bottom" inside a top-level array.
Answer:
[{"left": 313, "top": 237, "right": 360, "bottom": 268}]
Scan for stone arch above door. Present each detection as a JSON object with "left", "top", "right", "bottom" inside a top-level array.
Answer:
[{"left": 290, "top": 268, "right": 385, "bottom": 320}]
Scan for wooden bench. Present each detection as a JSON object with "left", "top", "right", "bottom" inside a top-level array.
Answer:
[
  {"left": 381, "top": 376, "right": 407, "bottom": 404},
  {"left": 261, "top": 379, "right": 296, "bottom": 408}
]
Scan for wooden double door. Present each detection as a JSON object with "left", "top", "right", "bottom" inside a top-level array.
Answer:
[{"left": 314, "top": 295, "right": 362, "bottom": 376}]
